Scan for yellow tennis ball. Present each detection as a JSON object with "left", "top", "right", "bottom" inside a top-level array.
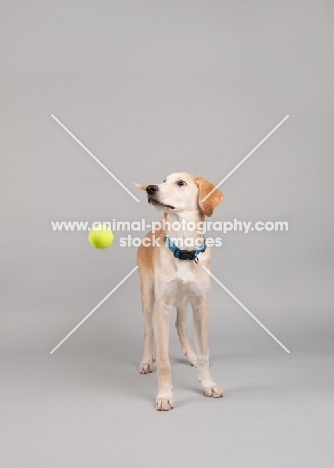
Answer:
[{"left": 88, "top": 224, "right": 114, "bottom": 250}]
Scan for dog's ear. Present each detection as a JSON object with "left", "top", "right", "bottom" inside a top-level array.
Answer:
[
  {"left": 135, "top": 183, "right": 147, "bottom": 191},
  {"left": 195, "top": 177, "right": 223, "bottom": 217}
]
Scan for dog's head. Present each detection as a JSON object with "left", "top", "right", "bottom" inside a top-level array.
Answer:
[{"left": 137, "top": 173, "right": 223, "bottom": 217}]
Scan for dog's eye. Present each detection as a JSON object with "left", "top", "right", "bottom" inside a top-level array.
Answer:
[
  {"left": 177, "top": 180, "right": 186, "bottom": 186},
  {"left": 163, "top": 179, "right": 166, "bottom": 183}
]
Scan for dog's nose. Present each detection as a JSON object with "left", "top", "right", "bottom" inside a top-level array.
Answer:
[{"left": 146, "top": 185, "right": 159, "bottom": 195}]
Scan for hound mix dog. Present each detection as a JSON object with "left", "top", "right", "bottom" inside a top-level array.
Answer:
[{"left": 137, "top": 173, "right": 223, "bottom": 411}]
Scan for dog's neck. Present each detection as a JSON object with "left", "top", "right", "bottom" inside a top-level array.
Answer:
[{"left": 164, "top": 210, "right": 204, "bottom": 249}]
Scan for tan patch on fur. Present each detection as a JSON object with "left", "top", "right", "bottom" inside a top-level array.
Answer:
[{"left": 194, "top": 176, "right": 223, "bottom": 217}]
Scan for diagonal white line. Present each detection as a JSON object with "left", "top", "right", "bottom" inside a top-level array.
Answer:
[
  {"left": 202, "top": 266, "right": 290, "bottom": 353},
  {"left": 51, "top": 114, "right": 140, "bottom": 202},
  {"left": 50, "top": 266, "right": 139, "bottom": 354},
  {"left": 201, "top": 115, "right": 289, "bottom": 202}
]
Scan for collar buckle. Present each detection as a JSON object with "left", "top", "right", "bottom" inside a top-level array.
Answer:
[{"left": 178, "top": 250, "right": 195, "bottom": 261}]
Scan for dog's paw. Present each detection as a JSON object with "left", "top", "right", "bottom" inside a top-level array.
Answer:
[
  {"left": 138, "top": 362, "right": 153, "bottom": 374},
  {"left": 138, "top": 356, "right": 155, "bottom": 374},
  {"left": 203, "top": 385, "right": 223, "bottom": 398},
  {"left": 189, "top": 358, "right": 197, "bottom": 367},
  {"left": 181, "top": 348, "right": 197, "bottom": 367},
  {"left": 155, "top": 394, "right": 174, "bottom": 411}
]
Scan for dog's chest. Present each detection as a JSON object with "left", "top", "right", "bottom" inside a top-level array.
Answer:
[
  {"left": 167, "top": 263, "right": 205, "bottom": 307},
  {"left": 174, "top": 261, "right": 196, "bottom": 284},
  {"left": 170, "top": 261, "right": 205, "bottom": 300}
]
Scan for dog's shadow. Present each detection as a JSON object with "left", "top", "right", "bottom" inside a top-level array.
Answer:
[
  {"left": 61, "top": 351, "right": 205, "bottom": 408},
  {"left": 62, "top": 351, "right": 269, "bottom": 409}
]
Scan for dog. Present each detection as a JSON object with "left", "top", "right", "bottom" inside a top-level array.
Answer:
[{"left": 137, "top": 173, "right": 223, "bottom": 410}]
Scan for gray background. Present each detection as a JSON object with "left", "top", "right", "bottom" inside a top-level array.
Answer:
[{"left": 1, "top": 0, "right": 333, "bottom": 467}]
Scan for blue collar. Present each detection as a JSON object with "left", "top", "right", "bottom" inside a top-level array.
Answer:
[{"left": 164, "top": 236, "right": 206, "bottom": 263}]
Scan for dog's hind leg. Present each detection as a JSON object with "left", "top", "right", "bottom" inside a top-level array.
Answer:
[
  {"left": 138, "top": 272, "right": 155, "bottom": 374},
  {"left": 191, "top": 297, "right": 223, "bottom": 398},
  {"left": 175, "top": 305, "right": 197, "bottom": 367}
]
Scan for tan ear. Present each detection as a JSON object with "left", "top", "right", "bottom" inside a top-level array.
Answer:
[
  {"left": 135, "top": 183, "right": 147, "bottom": 191},
  {"left": 195, "top": 176, "right": 223, "bottom": 217}
]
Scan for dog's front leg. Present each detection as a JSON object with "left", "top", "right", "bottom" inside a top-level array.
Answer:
[
  {"left": 154, "top": 300, "right": 173, "bottom": 411},
  {"left": 191, "top": 297, "right": 223, "bottom": 398}
]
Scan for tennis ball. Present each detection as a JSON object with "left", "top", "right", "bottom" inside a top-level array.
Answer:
[{"left": 88, "top": 224, "right": 114, "bottom": 250}]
